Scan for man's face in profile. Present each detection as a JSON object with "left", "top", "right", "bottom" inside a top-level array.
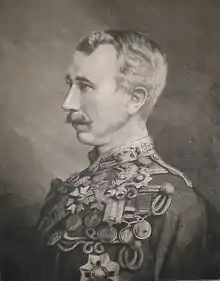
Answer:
[{"left": 62, "top": 44, "right": 131, "bottom": 146}]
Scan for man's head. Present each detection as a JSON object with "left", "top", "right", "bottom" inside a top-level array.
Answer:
[{"left": 62, "top": 29, "right": 167, "bottom": 146}]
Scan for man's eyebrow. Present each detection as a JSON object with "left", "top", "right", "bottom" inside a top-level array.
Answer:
[
  {"left": 75, "top": 76, "right": 96, "bottom": 89},
  {"left": 65, "top": 74, "right": 73, "bottom": 84}
]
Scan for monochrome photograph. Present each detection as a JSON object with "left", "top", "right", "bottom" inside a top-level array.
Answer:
[{"left": 0, "top": 1, "right": 220, "bottom": 280}]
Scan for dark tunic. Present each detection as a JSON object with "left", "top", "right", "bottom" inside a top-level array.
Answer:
[{"left": 36, "top": 137, "right": 207, "bottom": 281}]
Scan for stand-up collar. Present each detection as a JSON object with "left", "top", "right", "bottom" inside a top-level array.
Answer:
[{"left": 88, "top": 137, "right": 155, "bottom": 168}]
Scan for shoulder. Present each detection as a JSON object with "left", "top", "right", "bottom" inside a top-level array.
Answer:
[
  {"left": 141, "top": 153, "right": 206, "bottom": 247},
  {"left": 140, "top": 152, "right": 205, "bottom": 217}
]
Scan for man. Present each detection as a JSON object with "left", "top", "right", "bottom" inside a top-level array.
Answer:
[{"left": 36, "top": 30, "right": 207, "bottom": 281}]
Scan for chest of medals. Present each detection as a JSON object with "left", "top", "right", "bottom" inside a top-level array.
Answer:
[{"left": 41, "top": 161, "right": 174, "bottom": 281}]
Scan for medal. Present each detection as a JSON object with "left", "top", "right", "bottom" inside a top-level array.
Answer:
[
  {"left": 84, "top": 210, "right": 102, "bottom": 228},
  {"left": 119, "top": 226, "right": 133, "bottom": 244},
  {"left": 80, "top": 253, "right": 120, "bottom": 281},
  {"left": 133, "top": 220, "right": 152, "bottom": 240},
  {"left": 47, "top": 230, "right": 64, "bottom": 246},
  {"left": 65, "top": 214, "right": 82, "bottom": 232},
  {"left": 97, "top": 225, "right": 117, "bottom": 243}
]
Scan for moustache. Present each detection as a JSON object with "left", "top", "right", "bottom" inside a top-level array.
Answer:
[{"left": 65, "top": 111, "right": 92, "bottom": 125}]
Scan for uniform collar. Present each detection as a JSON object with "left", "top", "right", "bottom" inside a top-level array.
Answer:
[{"left": 88, "top": 137, "right": 155, "bottom": 167}]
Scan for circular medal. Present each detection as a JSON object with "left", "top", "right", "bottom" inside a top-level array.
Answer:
[
  {"left": 47, "top": 230, "right": 64, "bottom": 246},
  {"left": 133, "top": 220, "right": 152, "bottom": 240},
  {"left": 119, "top": 227, "right": 133, "bottom": 244},
  {"left": 65, "top": 214, "right": 82, "bottom": 232},
  {"left": 97, "top": 225, "right": 117, "bottom": 243},
  {"left": 84, "top": 210, "right": 102, "bottom": 228},
  {"left": 90, "top": 266, "right": 108, "bottom": 280}
]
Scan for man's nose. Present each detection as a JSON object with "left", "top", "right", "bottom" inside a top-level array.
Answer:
[{"left": 62, "top": 85, "right": 81, "bottom": 112}]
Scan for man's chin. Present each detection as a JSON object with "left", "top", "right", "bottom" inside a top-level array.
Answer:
[
  {"left": 76, "top": 132, "right": 96, "bottom": 146},
  {"left": 76, "top": 131, "right": 110, "bottom": 147}
]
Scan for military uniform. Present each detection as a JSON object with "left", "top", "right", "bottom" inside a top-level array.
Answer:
[{"left": 36, "top": 137, "right": 207, "bottom": 281}]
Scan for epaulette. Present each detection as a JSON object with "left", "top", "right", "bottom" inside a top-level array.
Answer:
[{"left": 150, "top": 152, "right": 193, "bottom": 188}]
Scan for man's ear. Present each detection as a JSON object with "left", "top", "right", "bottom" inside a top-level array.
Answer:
[{"left": 127, "top": 87, "right": 148, "bottom": 115}]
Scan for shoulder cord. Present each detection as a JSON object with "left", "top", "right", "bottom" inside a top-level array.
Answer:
[{"left": 150, "top": 153, "right": 193, "bottom": 188}]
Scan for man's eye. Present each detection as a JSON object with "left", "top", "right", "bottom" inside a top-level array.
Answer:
[{"left": 78, "top": 83, "right": 92, "bottom": 92}]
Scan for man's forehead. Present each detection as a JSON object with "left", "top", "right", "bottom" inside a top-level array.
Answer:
[{"left": 68, "top": 44, "right": 119, "bottom": 80}]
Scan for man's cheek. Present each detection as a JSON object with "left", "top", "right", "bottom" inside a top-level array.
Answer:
[{"left": 83, "top": 103, "right": 97, "bottom": 121}]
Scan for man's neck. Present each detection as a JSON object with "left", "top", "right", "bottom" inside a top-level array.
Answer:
[{"left": 97, "top": 115, "right": 149, "bottom": 155}]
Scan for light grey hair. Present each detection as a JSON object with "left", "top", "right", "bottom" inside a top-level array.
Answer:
[{"left": 76, "top": 29, "right": 168, "bottom": 119}]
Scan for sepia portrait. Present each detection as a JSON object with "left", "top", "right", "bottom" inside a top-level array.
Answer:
[{"left": 0, "top": 1, "right": 220, "bottom": 281}]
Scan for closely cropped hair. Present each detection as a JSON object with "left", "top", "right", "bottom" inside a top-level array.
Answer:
[{"left": 76, "top": 29, "right": 168, "bottom": 119}]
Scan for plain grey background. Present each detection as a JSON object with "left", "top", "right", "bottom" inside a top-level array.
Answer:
[{"left": 0, "top": 0, "right": 220, "bottom": 226}]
